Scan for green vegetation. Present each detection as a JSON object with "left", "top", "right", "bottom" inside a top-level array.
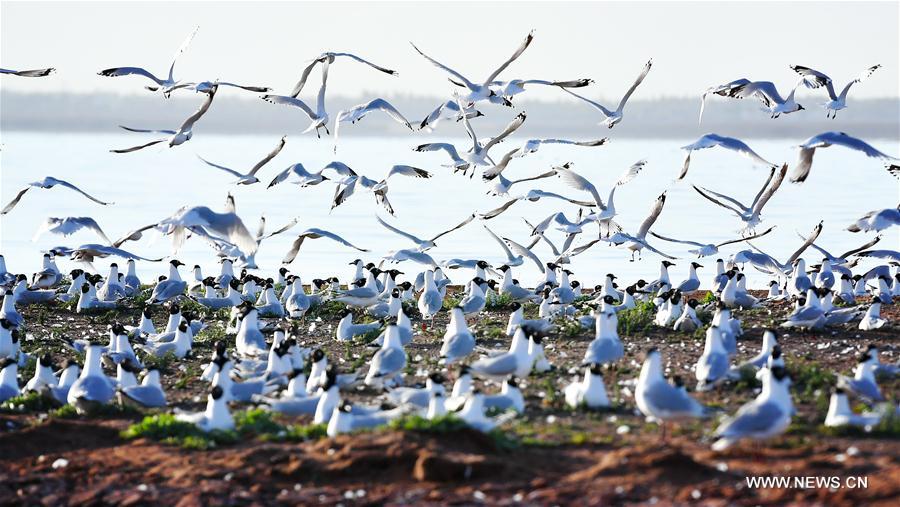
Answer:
[
  {"left": 786, "top": 356, "right": 836, "bottom": 403},
  {"left": 141, "top": 351, "right": 179, "bottom": 374},
  {"left": 234, "top": 408, "right": 283, "bottom": 437},
  {"left": 1, "top": 391, "right": 58, "bottom": 413},
  {"left": 283, "top": 423, "right": 328, "bottom": 441},
  {"left": 617, "top": 301, "right": 656, "bottom": 335},
  {"left": 485, "top": 292, "right": 516, "bottom": 311},
  {"left": 732, "top": 365, "right": 762, "bottom": 391},
  {"left": 389, "top": 414, "right": 469, "bottom": 433},
  {"left": 122, "top": 413, "right": 238, "bottom": 450},
  {"left": 306, "top": 300, "right": 347, "bottom": 320},
  {"left": 50, "top": 403, "right": 141, "bottom": 419}
]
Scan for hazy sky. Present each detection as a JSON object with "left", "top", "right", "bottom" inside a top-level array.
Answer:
[{"left": 2, "top": 1, "right": 898, "bottom": 100}]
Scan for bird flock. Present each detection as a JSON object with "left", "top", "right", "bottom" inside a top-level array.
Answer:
[{"left": 1, "top": 27, "right": 898, "bottom": 450}]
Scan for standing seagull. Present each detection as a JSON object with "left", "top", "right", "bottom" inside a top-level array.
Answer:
[
  {"left": 679, "top": 134, "right": 777, "bottom": 180},
  {"left": 790, "top": 64, "right": 881, "bottom": 118},
  {"left": 692, "top": 164, "right": 788, "bottom": 232},
  {"left": 2, "top": 177, "right": 113, "bottom": 215},
  {"left": 98, "top": 26, "right": 199, "bottom": 96},
  {"left": 789, "top": 131, "right": 898, "bottom": 183},
  {"left": 561, "top": 59, "right": 652, "bottom": 128},
  {"left": 289, "top": 51, "right": 398, "bottom": 97},
  {"left": 112, "top": 84, "right": 218, "bottom": 152},
  {"left": 197, "top": 136, "right": 286, "bottom": 185},
  {"left": 1, "top": 67, "right": 55, "bottom": 77},
  {"left": 411, "top": 30, "right": 534, "bottom": 105}
]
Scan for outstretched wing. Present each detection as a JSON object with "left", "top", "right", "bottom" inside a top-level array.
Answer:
[
  {"left": 484, "top": 30, "right": 534, "bottom": 85},
  {"left": 616, "top": 59, "right": 652, "bottom": 112}
]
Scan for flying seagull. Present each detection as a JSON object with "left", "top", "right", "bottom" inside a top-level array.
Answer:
[
  {"left": 290, "top": 52, "right": 398, "bottom": 97},
  {"left": 282, "top": 228, "right": 369, "bottom": 264},
  {"left": 197, "top": 136, "right": 286, "bottom": 185},
  {"left": 790, "top": 64, "right": 881, "bottom": 118},
  {"left": 156, "top": 206, "right": 258, "bottom": 257},
  {"left": 376, "top": 214, "right": 475, "bottom": 252},
  {"left": 2, "top": 177, "right": 113, "bottom": 215},
  {"left": 651, "top": 226, "right": 776, "bottom": 258},
  {"left": 561, "top": 59, "right": 652, "bottom": 128},
  {"left": 692, "top": 164, "right": 787, "bottom": 232},
  {"left": 33, "top": 217, "right": 112, "bottom": 245},
  {"left": 679, "top": 133, "right": 777, "bottom": 180},
  {"left": 701, "top": 78, "right": 805, "bottom": 119},
  {"left": 98, "top": 26, "right": 199, "bottom": 96},
  {"left": 790, "top": 131, "right": 898, "bottom": 183},
  {"left": 111, "top": 84, "right": 218, "bottom": 152},
  {"left": 262, "top": 58, "right": 330, "bottom": 137},
  {"left": 0, "top": 67, "right": 55, "bottom": 77},
  {"left": 333, "top": 98, "right": 412, "bottom": 152}
]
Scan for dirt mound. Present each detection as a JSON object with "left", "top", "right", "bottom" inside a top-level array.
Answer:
[{"left": 0, "top": 418, "right": 124, "bottom": 460}]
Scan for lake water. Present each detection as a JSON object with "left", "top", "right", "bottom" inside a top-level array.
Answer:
[{"left": 1, "top": 132, "right": 897, "bottom": 289}]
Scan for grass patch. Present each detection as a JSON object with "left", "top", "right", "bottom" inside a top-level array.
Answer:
[
  {"left": 306, "top": 300, "right": 347, "bottom": 320},
  {"left": 141, "top": 351, "right": 179, "bottom": 374},
  {"left": 485, "top": 292, "right": 516, "bottom": 311},
  {"left": 50, "top": 403, "right": 141, "bottom": 419},
  {"left": 389, "top": 414, "right": 469, "bottom": 433},
  {"left": 284, "top": 423, "right": 328, "bottom": 442},
  {"left": 1, "top": 391, "right": 59, "bottom": 413},
  {"left": 617, "top": 301, "right": 656, "bottom": 335},
  {"left": 122, "top": 413, "right": 238, "bottom": 450},
  {"left": 731, "top": 365, "right": 762, "bottom": 391},
  {"left": 820, "top": 410, "right": 900, "bottom": 438},
  {"left": 786, "top": 356, "right": 836, "bottom": 403},
  {"left": 234, "top": 408, "right": 283, "bottom": 438}
]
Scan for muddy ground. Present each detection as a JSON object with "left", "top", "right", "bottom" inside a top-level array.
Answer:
[{"left": 1, "top": 288, "right": 898, "bottom": 505}]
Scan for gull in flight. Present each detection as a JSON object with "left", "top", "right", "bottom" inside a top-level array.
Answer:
[
  {"left": 282, "top": 228, "right": 369, "bottom": 264},
  {"left": 330, "top": 165, "right": 432, "bottom": 216},
  {"left": 197, "top": 136, "right": 286, "bottom": 185},
  {"left": 262, "top": 59, "right": 330, "bottom": 137},
  {"left": 692, "top": 164, "right": 787, "bottom": 232},
  {"left": 98, "top": 26, "right": 199, "bottom": 96},
  {"left": 411, "top": 30, "right": 534, "bottom": 106},
  {"left": 790, "top": 64, "right": 881, "bottom": 118},
  {"left": 289, "top": 52, "right": 398, "bottom": 97},
  {"left": 561, "top": 59, "right": 652, "bottom": 128},
  {"left": 165, "top": 79, "right": 271, "bottom": 95},
  {"left": 789, "top": 131, "right": 898, "bottom": 183},
  {"left": 847, "top": 206, "right": 900, "bottom": 233},
  {"left": 484, "top": 78, "right": 593, "bottom": 104},
  {"left": 376, "top": 214, "right": 475, "bottom": 252},
  {"left": 482, "top": 225, "right": 545, "bottom": 272},
  {"left": 33, "top": 217, "right": 112, "bottom": 245},
  {"left": 54, "top": 244, "right": 164, "bottom": 267},
  {"left": 1, "top": 67, "right": 55, "bottom": 77},
  {"left": 111, "top": 85, "right": 218, "bottom": 153},
  {"left": 733, "top": 221, "right": 823, "bottom": 275},
  {"left": 702, "top": 78, "right": 805, "bottom": 119},
  {"left": 418, "top": 100, "right": 484, "bottom": 132},
  {"left": 157, "top": 206, "right": 258, "bottom": 257},
  {"left": 333, "top": 98, "right": 412, "bottom": 152},
  {"left": 679, "top": 133, "right": 777, "bottom": 180},
  {"left": 651, "top": 226, "right": 775, "bottom": 258},
  {"left": 2, "top": 177, "right": 113, "bottom": 215},
  {"left": 487, "top": 168, "right": 559, "bottom": 197},
  {"left": 514, "top": 137, "right": 609, "bottom": 157},
  {"left": 477, "top": 191, "right": 597, "bottom": 220},
  {"left": 601, "top": 192, "right": 674, "bottom": 261}
]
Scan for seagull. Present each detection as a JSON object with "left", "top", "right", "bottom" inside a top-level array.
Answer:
[
  {"left": 790, "top": 131, "right": 899, "bottom": 183},
  {"left": 282, "top": 228, "right": 369, "bottom": 264},
  {"left": 196, "top": 136, "right": 286, "bottom": 185},
  {"left": 478, "top": 191, "right": 596, "bottom": 220},
  {"left": 266, "top": 162, "right": 332, "bottom": 189},
  {"left": 790, "top": 64, "right": 881, "bottom": 118},
  {"left": 0, "top": 67, "right": 55, "bottom": 77},
  {"left": 564, "top": 363, "right": 610, "bottom": 409},
  {"left": 330, "top": 165, "right": 432, "bottom": 216},
  {"left": 458, "top": 104, "right": 527, "bottom": 169},
  {"left": 31, "top": 217, "right": 112, "bottom": 245},
  {"left": 157, "top": 206, "right": 258, "bottom": 257},
  {"left": 635, "top": 348, "right": 713, "bottom": 439},
  {"left": 176, "top": 386, "right": 235, "bottom": 432},
  {"left": 561, "top": 59, "right": 652, "bottom": 128},
  {"left": 847, "top": 206, "right": 900, "bottom": 233},
  {"left": 712, "top": 366, "right": 793, "bottom": 451},
  {"left": 486, "top": 78, "right": 593, "bottom": 103},
  {"left": 411, "top": 30, "right": 534, "bottom": 105},
  {"left": 98, "top": 26, "right": 199, "bottom": 96},
  {"left": 289, "top": 51, "right": 398, "bottom": 97},
  {"left": 418, "top": 99, "right": 484, "bottom": 132},
  {"left": 333, "top": 98, "right": 412, "bottom": 152},
  {"left": 679, "top": 134, "right": 777, "bottom": 180},
  {"left": 487, "top": 169, "right": 559, "bottom": 197},
  {"left": 824, "top": 388, "right": 883, "bottom": 428},
  {"left": 704, "top": 78, "right": 805, "bottom": 119},
  {"left": 376, "top": 213, "right": 474, "bottom": 251},
  {"left": 165, "top": 79, "right": 271, "bottom": 95},
  {"left": 854, "top": 249, "right": 900, "bottom": 263},
  {"left": 651, "top": 226, "right": 775, "bottom": 258},
  {"left": 514, "top": 137, "right": 609, "bottom": 157},
  {"left": 604, "top": 192, "right": 672, "bottom": 261},
  {"left": 692, "top": 164, "right": 787, "bottom": 232},
  {"left": 262, "top": 58, "right": 330, "bottom": 137},
  {"left": 111, "top": 84, "right": 218, "bottom": 152},
  {"left": 2, "top": 177, "right": 113, "bottom": 215}
]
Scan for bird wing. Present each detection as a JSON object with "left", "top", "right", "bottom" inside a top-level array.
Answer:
[
  {"left": 649, "top": 232, "right": 705, "bottom": 248},
  {"left": 289, "top": 57, "right": 324, "bottom": 98},
  {"left": 716, "top": 226, "right": 775, "bottom": 247},
  {"left": 214, "top": 81, "right": 271, "bottom": 93},
  {"left": 837, "top": 64, "right": 882, "bottom": 100},
  {"left": 410, "top": 42, "right": 477, "bottom": 90},
  {"left": 248, "top": 136, "right": 286, "bottom": 177},
  {"left": 854, "top": 249, "right": 900, "bottom": 262},
  {"left": 615, "top": 159, "right": 647, "bottom": 185},
  {"left": 483, "top": 224, "right": 515, "bottom": 262},
  {"left": 837, "top": 235, "right": 881, "bottom": 259},
  {"left": 414, "top": 143, "right": 465, "bottom": 165},
  {"left": 98, "top": 67, "right": 165, "bottom": 85},
  {"left": 430, "top": 213, "right": 475, "bottom": 242},
  {"left": 508, "top": 169, "right": 558, "bottom": 186},
  {"left": 1, "top": 67, "right": 55, "bottom": 77},
  {"left": 790, "top": 64, "right": 836, "bottom": 100},
  {"left": 386, "top": 165, "right": 431, "bottom": 180},
  {"left": 482, "top": 112, "right": 526, "bottom": 153},
  {"left": 260, "top": 217, "right": 300, "bottom": 241},
  {"left": 196, "top": 155, "right": 244, "bottom": 178},
  {"left": 692, "top": 185, "right": 747, "bottom": 215},
  {"left": 118, "top": 125, "right": 177, "bottom": 135},
  {"left": 785, "top": 221, "right": 824, "bottom": 265},
  {"left": 1, "top": 186, "right": 31, "bottom": 215},
  {"left": 616, "top": 59, "right": 652, "bottom": 112},
  {"left": 636, "top": 192, "right": 667, "bottom": 239},
  {"left": 750, "top": 164, "right": 787, "bottom": 215},
  {"left": 330, "top": 52, "right": 398, "bottom": 76},
  {"left": 483, "top": 30, "right": 534, "bottom": 85},
  {"left": 178, "top": 85, "right": 217, "bottom": 132},
  {"left": 555, "top": 166, "right": 604, "bottom": 209},
  {"left": 561, "top": 87, "right": 613, "bottom": 117},
  {"left": 261, "top": 94, "right": 317, "bottom": 119},
  {"left": 503, "top": 236, "right": 546, "bottom": 273},
  {"left": 167, "top": 25, "right": 199, "bottom": 82},
  {"left": 267, "top": 163, "right": 307, "bottom": 188},
  {"left": 68, "top": 217, "right": 113, "bottom": 245},
  {"left": 112, "top": 223, "right": 158, "bottom": 248},
  {"left": 54, "top": 179, "right": 113, "bottom": 205},
  {"left": 478, "top": 198, "right": 518, "bottom": 220},
  {"left": 376, "top": 215, "right": 427, "bottom": 245}
]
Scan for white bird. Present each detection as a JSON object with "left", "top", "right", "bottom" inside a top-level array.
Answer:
[
  {"left": 692, "top": 164, "right": 787, "bottom": 232},
  {"left": 176, "top": 386, "right": 235, "bottom": 432},
  {"left": 847, "top": 206, "right": 900, "bottom": 233},
  {"left": 262, "top": 58, "right": 331, "bottom": 137},
  {"left": 705, "top": 78, "right": 805, "bottom": 119},
  {"left": 2, "top": 177, "right": 113, "bottom": 215},
  {"left": 376, "top": 214, "right": 474, "bottom": 252},
  {"left": 482, "top": 225, "right": 544, "bottom": 273},
  {"left": 790, "top": 64, "right": 881, "bottom": 118},
  {"left": 418, "top": 99, "right": 484, "bottom": 132},
  {"left": 859, "top": 298, "right": 887, "bottom": 331},
  {"left": 564, "top": 363, "right": 610, "bottom": 409},
  {"left": 440, "top": 307, "right": 475, "bottom": 365},
  {"left": 635, "top": 348, "right": 713, "bottom": 436},
  {"left": 411, "top": 30, "right": 534, "bottom": 105},
  {"left": 679, "top": 134, "right": 776, "bottom": 180},
  {"left": 652, "top": 226, "right": 775, "bottom": 258},
  {"left": 824, "top": 388, "right": 882, "bottom": 428},
  {"left": 111, "top": 85, "right": 218, "bottom": 152},
  {"left": 98, "top": 26, "right": 199, "bottom": 95},
  {"left": 333, "top": 98, "right": 412, "bottom": 152},
  {"left": 561, "top": 59, "right": 652, "bottom": 128},
  {"left": 712, "top": 366, "right": 793, "bottom": 451},
  {"left": 515, "top": 137, "right": 609, "bottom": 157},
  {"left": 1, "top": 67, "right": 55, "bottom": 77},
  {"left": 32, "top": 217, "right": 112, "bottom": 245},
  {"left": 790, "top": 131, "right": 899, "bottom": 183},
  {"left": 196, "top": 136, "right": 286, "bottom": 185},
  {"left": 157, "top": 206, "right": 258, "bottom": 258},
  {"left": 330, "top": 165, "right": 432, "bottom": 216},
  {"left": 281, "top": 228, "right": 369, "bottom": 264}
]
